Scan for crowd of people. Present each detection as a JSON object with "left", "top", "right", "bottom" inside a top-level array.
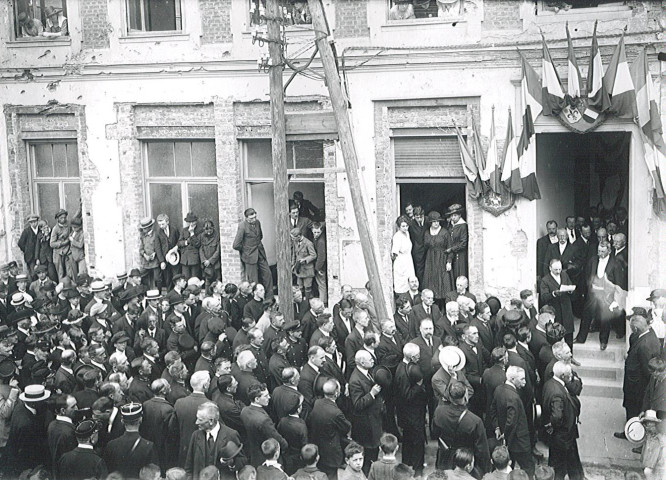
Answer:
[{"left": 0, "top": 197, "right": 664, "bottom": 480}]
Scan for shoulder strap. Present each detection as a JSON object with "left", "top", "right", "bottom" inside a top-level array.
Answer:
[
  {"left": 454, "top": 409, "right": 467, "bottom": 433},
  {"left": 129, "top": 437, "right": 142, "bottom": 454}
]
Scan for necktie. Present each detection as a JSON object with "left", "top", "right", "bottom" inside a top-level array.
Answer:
[
  {"left": 206, "top": 434, "right": 215, "bottom": 460},
  {"left": 149, "top": 329, "right": 155, "bottom": 338},
  {"left": 425, "top": 306, "right": 430, "bottom": 315}
]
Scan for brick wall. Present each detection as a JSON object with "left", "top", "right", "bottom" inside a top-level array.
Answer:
[
  {"left": 199, "top": 0, "right": 233, "bottom": 44},
  {"left": 334, "top": 0, "right": 369, "bottom": 38},
  {"left": 483, "top": 0, "right": 522, "bottom": 30},
  {"left": 80, "top": 0, "right": 110, "bottom": 49}
]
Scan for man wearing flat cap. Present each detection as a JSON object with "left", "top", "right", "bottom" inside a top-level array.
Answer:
[
  {"left": 57, "top": 419, "right": 108, "bottom": 480},
  {"left": 69, "top": 216, "right": 86, "bottom": 279},
  {"left": 50, "top": 209, "right": 72, "bottom": 282},
  {"left": 103, "top": 403, "right": 158, "bottom": 478},
  {"left": 18, "top": 213, "right": 40, "bottom": 279},
  {"left": 178, "top": 212, "right": 203, "bottom": 280}
]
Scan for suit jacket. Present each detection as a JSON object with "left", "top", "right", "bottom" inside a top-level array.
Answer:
[
  {"left": 545, "top": 242, "right": 581, "bottom": 282},
  {"left": 184, "top": 423, "right": 244, "bottom": 480},
  {"left": 47, "top": 418, "right": 77, "bottom": 472},
  {"left": 277, "top": 416, "right": 308, "bottom": 472},
  {"left": 54, "top": 366, "right": 77, "bottom": 394},
  {"left": 320, "top": 355, "right": 347, "bottom": 397},
  {"left": 50, "top": 222, "right": 71, "bottom": 257},
  {"left": 271, "top": 385, "right": 302, "bottom": 420},
  {"left": 349, "top": 367, "right": 384, "bottom": 448},
  {"left": 482, "top": 364, "right": 507, "bottom": 419},
  {"left": 288, "top": 215, "right": 313, "bottom": 238},
  {"left": 313, "top": 233, "right": 326, "bottom": 272},
  {"left": 112, "top": 314, "right": 137, "bottom": 342},
  {"left": 411, "top": 334, "right": 442, "bottom": 381},
  {"left": 459, "top": 342, "right": 487, "bottom": 394},
  {"left": 241, "top": 404, "right": 288, "bottom": 467},
  {"left": 243, "top": 298, "right": 264, "bottom": 322},
  {"left": 432, "top": 368, "right": 474, "bottom": 406},
  {"left": 156, "top": 226, "right": 180, "bottom": 264},
  {"left": 178, "top": 224, "right": 203, "bottom": 266},
  {"left": 573, "top": 237, "right": 597, "bottom": 273},
  {"left": 393, "top": 312, "right": 411, "bottom": 341},
  {"left": 344, "top": 328, "right": 365, "bottom": 377},
  {"left": 542, "top": 377, "right": 580, "bottom": 449},
  {"left": 333, "top": 313, "right": 354, "bottom": 355},
  {"left": 234, "top": 370, "right": 261, "bottom": 406},
  {"left": 408, "top": 303, "right": 443, "bottom": 339},
  {"left": 291, "top": 236, "right": 316, "bottom": 278},
  {"left": 539, "top": 272, "right": 575, "bottom": 334},
  {"left": 103, "top": 431, "right": 159, "bottom": 479},
  {"left": 444, "top": 290, "right": 478, "bottom": 304},
  {"left": 233, "top": 220, "right": 267, "bottom": 265},
  {"left": 174, "top": 392, "right": 209, "bottom": 464},
  {"left": 405, "top": 290, "right": 422, "bottom": 307},
  {"left": 57, "top": 446, "right": 108, "bottom": 480},
  {"left": 8, "top": 401, "right": 50, "bottom": 471},
  {"left": 213, "top": 393, "right": 246, "bottom": 438},
  {"left": 308, "top": 397, "right": 351, "bottom": 470},
  {"left": 268, "top": 352, "right": 291, "bottom": 391},
  {"left": 376, "top": 334, "right": 404, "bottom": 372},
  {"left": 18, "top": 226, "right": 39, "bottom": 264},
  {"left": 488, "top": 384, "right": 531, "bottom": 454},
  {"left": 536, "top": 234, "right": 557, "bottom": 279},
  {"left": 470, "top": 318, "right": 494, "bottom": 355},
  {"left": 128, "top": 377, "right": 153, "bottom": 405},
  {"left": 394, "top": 361, "right": 428, "bottom": 429},
  {"left": 585, "top": 255, "right": 625, "bottom": 307},
  {"left": 140, "top": 396, "right": 178, "bottom": 471},
  {"left": 298, "top": 363, "right": 320, "bottom": 418},
  {"left": 624, "top": 330, "right": 661, "bottom": 395},
  {"left": 300, "top": 310, "right": 318, "bottom": 345},
  {"left": 409, "top": 220, "right": 427, "bottom": 267}
]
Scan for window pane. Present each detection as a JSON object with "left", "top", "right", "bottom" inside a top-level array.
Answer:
[
  {"left": 174, "top": 142, "right": 192, "bottom": 177},
  {"left": 292, "top": 141, "right": 323, "bottom": 169},
  {"left": 66, "top": 143, "right": 80, "bottom": 177},
  {"left": 64, "top": 183, "right": 81, "bottom": 217},
  {"left": 150, "top": 183, "right": 183, "bottom": 228},
  {"left": 52, "top": 143, "right": 68, "bottom": 177},
  {"left": 191, "top": 142, "right": 216, "bottom": 177},
  {"left": 147, "top": 0, "right": 178, "bottom": 31},
  {"left": 246, "top": 140, "right": 273, "bottom": 178},
  {"left": 127, "top": 0, "right": 142, "bottom": 30},
  {"left": 34, "top": 144, "right": 54, "bottom": 178},
  {"left": 36, "top": 183, "right": 60, "bottom": 224},
  {"left": 147, "top": 142, "right": 175, "bottom": 177},
  {"left": 187, "top": 184, "right": 219, "bottom": 228}
]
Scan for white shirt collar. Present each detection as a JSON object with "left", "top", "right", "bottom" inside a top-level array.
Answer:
[
  {"left": 56, "top": 415, "right": 73, "bottom": 424},
  {"left": 263, "top": 460, "right": 283, "bottom": 470},
  {"left": 61, "top": 366, "right": 73, "bottom": 375},
  {"left": 25, "top": 404, "right": 37, "bottom": 415},
  {"left": 553, "top": 376, "right": 565, "bottom": 387},
  {"left": 78, "top": 444, "right": 94, "bottom": 450},
  {"left": 615, "top": 246, "right": 626, "bottom": 255},
  {"left": 108, "top": 407, "right": 118, "bottom": 432},
  {"left": 208, "top": 422, "right": 220, "bottom": 442}
]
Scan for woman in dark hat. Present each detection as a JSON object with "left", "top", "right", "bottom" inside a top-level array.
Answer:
[
  {"left": 446, "top": 204, "right": 468, "bottom": 280},
  {"left": 423, "top": 211, "right": 453, "bottom": 307}
]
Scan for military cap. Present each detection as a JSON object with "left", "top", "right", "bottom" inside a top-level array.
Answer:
[
  {"left": 75, "top": 419, "right": 98, "bottom": 438},
  {"left": 120, "top": 402, "right": 143, "bottom": 421}
]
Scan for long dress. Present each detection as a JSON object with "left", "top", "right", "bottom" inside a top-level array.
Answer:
[
  {"left": 449, "top": 220, "right": 469, "bottom": 280},
  {"left": 423, "top": 227, "right": 452, "bottom": 299},
  {"left": 392, "top": 230, "right": 416, "bottom": 294}
]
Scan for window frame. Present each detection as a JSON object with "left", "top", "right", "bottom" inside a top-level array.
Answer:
[
  {"left": 12, "top": 0, "right": 69, "bottom": 41},
  {"left": 124, "top": 0, "right": 183, "bottom": 36},
  {"left": 385, "top": 0, "right": 464, "bottom": 24},
  {"left": 535, "top": 0, "right": 629, "bottom": 15},
  {"left": 142, "top": 139, "right": 218, "bottom": 228},
  {"left": 247, "top": 0, "right": 312, "bottom": 29},
  {"left": 28, "top": 139, "right": 81, "bottom": 217}
]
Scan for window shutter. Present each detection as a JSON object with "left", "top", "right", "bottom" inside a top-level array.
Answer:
[{"left": 393, "top": 137, "right": 463, "bottom": 178}]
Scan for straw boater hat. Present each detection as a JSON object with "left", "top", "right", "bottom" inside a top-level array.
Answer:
[
  {"left": 439, "top": 346, "right": 466, "bottom": 372},
  {"left": 642, "top": 410, "right": 662, "bottom": 423},
  {"left": 90, "top": 280, "right": 108, "bottom": 293},
  {"left": 139, "top": 217, "right": 155, "bottom": 230},
  {"left": 166, "top": 248, "right": 180, "bottom": 266},
  {"left": 19, "top": 384, "right": 51, "bottom": 402}
]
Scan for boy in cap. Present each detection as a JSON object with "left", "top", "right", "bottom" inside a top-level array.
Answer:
[
  {"left": 69, "top": 217, "right": 86, "bottom": 279},
  {"left": 57, "top": 419, "right": 108, "bottom": 480},
  {"left": 18, "top": 213, "right": 40, "bottom": 278},
  {"left": 50, "top": 209, "right": 71, "bottom": 282}
]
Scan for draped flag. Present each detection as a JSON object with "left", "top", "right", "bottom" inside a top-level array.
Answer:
[
  {"left": 472, "top": 120, "right": 490, "bottom": 193},
  {"left": 586, "top": 20, "right": 610, "bottom": 117},
  {"left": 603, "top": 35, "right": 637, "bottom": 119},
  {"left": 541, "top": 34, "right": 566, "bottom": 116},
  {"left": 454, "top": 123, "right": 482, "bottom": 198},
  {"left": 486, "top": 107, "right": 503, "bottom": 194},
  {"left": 501, "top": 109, "right": 523, "bottom": 194},
  {"left": 517, "top": 49, "right": 542, "bottom": 200},
  {"left": 566, "top": 22, "right": 582, "bottom": 99},
  {"left": 630, "top": 47, "right": 666, "bottom": 211}
]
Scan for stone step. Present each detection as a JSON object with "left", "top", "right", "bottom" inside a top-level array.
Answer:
[
  {"left": 576, "top": 362, "right": 622, "bottom": 381},
  {"left": 580, "top": 376, "right": 623, "bottom": 399},
  {"left": 573, "top": 344, "right": 622, "bottom": 362}
]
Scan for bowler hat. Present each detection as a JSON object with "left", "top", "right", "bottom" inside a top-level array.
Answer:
[
  {"left": 55, "top": 209, "right": 68, "bottom": 219},
  {"left": 19, "top": 384, "right": 51, "bottom": 402},
  {"left": 503, "top": 310, "right": 524, "bottom": 328},
  {"left": 220, "top": 441, "right": 244, "bottom": 462},
  {"left": 129, "top": 268, "right": 143, "bottom": 278},
  {"left": 62, "top": 287, "right": 79, "bottom": 299},
  {"left": 120, "top": 402, "right": 143, "bottom": 421},
  {"left": 178, "top": 333, "right": 196, "bottom": 351},
  {"left": 76, "top": 273, "right": 91, "bottom": 286},
  {"left": 647, "top": 289, "right": 666, "bottom": 302},
  {"left": 139, "top": 217, "right": 154, "bottom": 229},
  {"left": 372, "top": 365, "right": 393, "bottom": 389},
  {"left": 445, "top": 204, "right": 464, "bottom": 217},
  {"left": 184, "top": 212, "right": 198, "bottom": 223},
  {"left": 119, "top": 285, "right": 148, "bottom": 303},
  {"left": 439, "top": 346, "right": 466, "bottom": 372},
  {"left": 0, "top": 355, "right": 17, "bottom": 378}
]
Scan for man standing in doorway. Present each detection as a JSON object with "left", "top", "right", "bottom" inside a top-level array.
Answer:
[
  {"left": 156, "top": 214, "right": 180, "bottom": 291},
  {"left": 311, "top": 223, "right": 327, "bottom": 305},
  {"left": 409, "top": 206, "right": 426, "bottom": 286},
  {"left": 233, "top": 208, "right": 273, "bottom": 299},
  {"left": 50, "top": 209, "right": 72, "bottom": 282},
  {"left": 18, "top": 213, "right": 40, "bottom": 279}
]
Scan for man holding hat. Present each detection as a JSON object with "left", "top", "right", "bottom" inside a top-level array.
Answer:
[
  {"left": 7, "top": 384, "right": 51, "bottom": 473},
  {"left": 57, "top": 419, "right": 107, "bottom": 480},
  {"left": 50, "top": 209, "right": 72, "bottom": 282},
  {"left": 140, "top": 217, "right": 160, "bottom": 290},
  {"left": 18, "top": 213, "right": 40, "bottom": 279},
  {"left": 233, "top": 208, "right": 274, "bottom": 300},
  {"left": 103, "top": 403, "right": 158, "bottom": 478},
  {"left": 178, "top": 212, "right": 203, "bottom": 280}
]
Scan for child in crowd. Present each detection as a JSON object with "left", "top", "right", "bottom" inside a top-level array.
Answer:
[
  {"left": 368, "top": 433, "right": 399, "bottom": 480},
  {"left": 293, "top": 444, "right": 328, "bottom": 480},
  {"left": 640, "top": 410, "right": 666, "bottom": 480},
  {"left": 338, "top": 442, "right": 367, "bottom": 480}
]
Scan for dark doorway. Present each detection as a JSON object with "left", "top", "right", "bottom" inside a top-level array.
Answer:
[
  {"left": 536, "top": 132, "right": 630, "bottom": 236},
  {"left": 399, "top": 182, "right": 466, "bottom": 218}
]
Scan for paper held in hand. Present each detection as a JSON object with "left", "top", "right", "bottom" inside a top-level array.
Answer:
[{"left": 560, "top": 285, "right": 576, "bottom": 293}]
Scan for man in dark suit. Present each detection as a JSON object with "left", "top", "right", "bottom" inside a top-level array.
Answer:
[
  {"left": 271, "top": 368, "right": 302, "bottom": 420},
  {"left": 471, "top": 301, "right": 495, "bottom": 355},
  {"left": 542, "top": 362, "right": 584, "bottom": 480},
  {"left": 103, "top": 403, "right": 159, "bottom": 479},
  {"left": 459, "top": 324, "right": 488, "bottom": 417},
  {"left": 17, "top": 214, "right": 40, "bottom": 279},
  {"left": 308, "top": 379, "right": 351, "bottom": 478},
  {"left": 300, "top": 298, "right": 324, "bottom": 346},
  {"left": 444, "top": 276, "right": 477, "bottom": 304},
  {"left": 276, "top": 400, "right": 308, "bottom": 475},
  {"left": 348, "top": 349, "right": 384, "bottom": 476},
  {"left": 536, "top": 220, "right": 558, "bottom": 287},
  {"left": 332, "top": 284, "right": 355, "bottom": 320},
  {"left": 376, "top": 319, "right": 403, "bottom": 437},
  {"left": 344, "top": 309, "right": 369, "bottom": 377},
  {"left": 57, "top": 420, "right": 108, "bottom": 480},
  {"left": 8, "top": 385, "right": 51, "bottom": 475},
  {"left": 288, "top": 203, "right": 313, "bottom": 239},
  {"left": 174, "top": 371, "right": 211, "bottom": 465},
  {"left": 333, "top": 298, "right": 354, "bottom": 359},
  {"left": 544, "top": 229, "right": 582, "bottom": 289},
  {"left": 409, "top": 207, "right": 427, "bottom": 285},
  {"left": 156, "top": 213, "right": 181, "bottom": 291},
  {"left": 404, "top": 276, "right": 422, "bottom": 307},
  {"left": 298, "top": 346, "right": 326, "bottom": 419},
  {"left": 408, "top": 289, "right": 444, "bottom": 339},
  {"left": 612, "top": 233, "right": 629, "bottom": 339},
  {"left": 575, "top": 242, "right": 624, "bottom": 348},
  {"left": 482, "top": 348, "right": 508, "bottom": 426},
  {"left": 233, "top": 208, "right": 273, "bottom": 298},
  {"left": 177, "top": 212, "right": 203, "bottom": 279},
  {"left": 519, "top": 289, "right": 538, "bottom": 327},
  {"left": 213, "top": 375, "right": 246, "bottom": 439},
  {"left": 394, "top": 343, "right": 427, "bottom": 477},
  {"left": 140, "top": 379, "right": 178, "bottom": 474},
  {"left": 412, "top": 318, "right": 442, "bottom": 431},
  {"left": 54, "top": 350, "right": 77, "bottom": 394},
  {"left": 393, "top": 296, "right": 412, "bottom": 341},
  {"left": 616, "top": 315, "right": 661, "bottom": 433},
  {"left": 240, "top": 383, "right": 288, "bottom": 467},
  {"left": 47, "top": 394, "right": 78, "bottom": 472},
  {"left": 540, "top": 259, "right": 576, "bottom": 348},
  {"left": 488, "top": 366, "right": 535, "bottom": 478},
  {"left": 184, "top": 401, "right": 245, "bottom": 480}
]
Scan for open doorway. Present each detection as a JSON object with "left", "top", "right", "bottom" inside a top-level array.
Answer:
[{"left": 536, "top": 132, "right": 630, "bottom": 236}]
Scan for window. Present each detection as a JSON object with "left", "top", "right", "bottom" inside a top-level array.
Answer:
[
  {"left": 249, "top": 0, "right": 311, "bottom": 27},
  {"left": 387, "top": 0, "right": 465, "bottom": 21},
  {"left": 537, "top": 1, "right": 627, "bottom": 14},
  {"left": 243, "top": 140, "right": 324, "bottom": 265},
  {"left": 30, "top": 141, "right": 81, "bottom": 223},
  {"left": 127, "top": 0, "right": 182, "bottom": 33},
  {"left": 144, "top": 141, "right": 218, "bottom": 229},
  {"left": 13, "top": 0, "right": 69, "bottom": 39}
]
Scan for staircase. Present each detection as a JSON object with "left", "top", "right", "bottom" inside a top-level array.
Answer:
[{"left": 573, "top": 333, "right": 625, "bottom": 398}]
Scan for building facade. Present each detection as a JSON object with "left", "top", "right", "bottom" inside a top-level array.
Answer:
[{"left": 1, "top": 0, "right": 665, "bottom": 310}]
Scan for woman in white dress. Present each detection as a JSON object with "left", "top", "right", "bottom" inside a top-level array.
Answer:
[{"left": 392, "top": 215, "right": 416, "bottom": 296}]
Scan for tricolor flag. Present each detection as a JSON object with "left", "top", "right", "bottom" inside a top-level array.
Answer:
[
  {"left": 472, "top": 120, "right": 490, "bottom": 193},
  {"left": 603, "top": 35, "right": 637, "bottom": 119},
  {"left": 566, "top": 22, "right": 582, "bottom": 99},
  {"left": 501, "top": 109, "right": 523, "bottom": 195},
  {"left": 486, "top": 107, "right": 503, "bottom": 194},
  {"left": 630, "top": 47, "right": 666, "bottom": 209},
  {"left": 586, "top": 20, "right": 610, "bottom": 114},
  {"left": 541, "top": 34, "right": 566, "bottom": 116},
  {"left": 517, "top": 49, "right": 542, "bottom": 200},
  {"left": 454, "top": 123, "right": 483, "bottom": 199}
]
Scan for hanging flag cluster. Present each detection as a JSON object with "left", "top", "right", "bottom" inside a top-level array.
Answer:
[{"left": 456, "top": 21, "right": 666, "bottom": 210}]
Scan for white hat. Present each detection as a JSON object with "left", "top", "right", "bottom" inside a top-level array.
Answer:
[
  {"left": 166, "top": 248, "right": 180, "bottom": 266},
  {"left": 624, "top": 417, "right": 646, "bottom": 444},
  {"left": 642, "top": 410, "right": 662, "bottom": 423},
  {"left": 187, "top": 277, "right": 204, "bottom": 288},
  {"left": 145, "top": 290, "right": 162, "bottom": 300},
  {"left": 90, "top": 280, "right": 107, "bottom": 293},
  {"left": 439, "top": 346, "right": 466, "bottom": 372},
  {"left": 19, "top": 384, "right": 51, "bottom": 402},
  {"left": 10, "top": 292, "right": 26, "bottom": 307}
]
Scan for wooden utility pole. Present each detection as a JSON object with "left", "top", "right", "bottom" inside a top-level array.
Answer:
[
  {"left": 267, "top": 0, "right": 294, "bottom": 322},
  {"left": 306, "top": 0, "right": 390, "bottom": 321}
]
